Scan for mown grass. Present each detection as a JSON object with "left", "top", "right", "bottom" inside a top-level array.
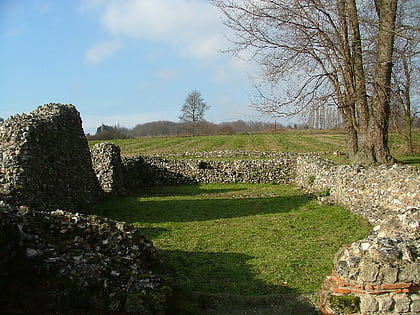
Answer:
[
  {"left": 94, "top": 183, "right": 372, "bottom": 296},
  {"left": 88, "top": 129, "right": 419, "bottom": 165}
]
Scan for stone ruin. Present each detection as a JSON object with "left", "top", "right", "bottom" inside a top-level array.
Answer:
[
  {"left": 0, "top": 103, "right": 102, "bottom": 212},
  {"left": 0, "top": 103, "right": 419, "bottom": 314},
  {"left": 294, "top": 156, "right": 419, "bottom": 314},
  {"left": 0, "top": 104, "right": 170, "bottom": 314}
]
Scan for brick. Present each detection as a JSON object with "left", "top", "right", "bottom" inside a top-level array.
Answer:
[
  {"left": 333, "top": 288, "right": 353, "bottom": 295},
  {"left": 381, "top": 283, "right": 412, "bottom": 290}
]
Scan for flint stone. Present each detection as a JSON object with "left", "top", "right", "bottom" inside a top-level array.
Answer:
[
  {"left": 411, "top": 294, "right": 420, "bottom": 313},
  {"left": 360, "top": 295, "right": 379, "bottom": 313},
  {"left": 393, "top": 293, "right": 411, "bottom": 313},
  {"left": 377, "top": 295, "right": 394, "bottom": 312},
  {"left": 359, "top": 261, "right": 379, "bottom": 282}
]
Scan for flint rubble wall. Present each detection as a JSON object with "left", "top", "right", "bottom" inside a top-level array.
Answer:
[
  {"left": 291, "top": 155, "right": 419, "bottom": 314},
  {"left": 0, "top": 103, "right": 102, "bottom": 212}
]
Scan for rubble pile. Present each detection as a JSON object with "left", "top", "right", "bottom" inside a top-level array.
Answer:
[{"left": 0, "top": 201, "right": 170, "bottom": 314}]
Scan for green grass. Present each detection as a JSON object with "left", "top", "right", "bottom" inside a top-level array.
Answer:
[
  {"left": 88, "top": 129, "right": 420, "bottom": 165},
  {"left": 94, "top": 183, "right": 371, "bottom": 296}
]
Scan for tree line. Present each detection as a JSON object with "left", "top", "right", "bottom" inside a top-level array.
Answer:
[{"left": 87, "top": 119, "right": 298, "bottom": 140}]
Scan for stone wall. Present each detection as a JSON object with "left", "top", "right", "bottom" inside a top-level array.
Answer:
[
  {"left": 0, "top": 104, "right": 170, "bottom": 313},
  {"left": 294, "top": 155, "right": 419, "bottom": 224},
  {"left": 91, "top": 142, "right": 126, "bottom": 195},
  {"left": 131, "top": 154, "right": 296, "bottom": 185},
  {"left": 0, "top": 103, "right": 102, "bottom": 212},
  {"left": 291, "top": 155, "right": 419, "bottom": 314},
  {"left": 89, "top": 149, "right": 299, "bottom": 190}
]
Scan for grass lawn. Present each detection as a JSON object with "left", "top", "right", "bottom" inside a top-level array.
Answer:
[
  {"left": 94, "top": 183, "right": 372, "bottom": 296},
  {"left": 88, "top": 129, "right": 420, "bottom": 166}
]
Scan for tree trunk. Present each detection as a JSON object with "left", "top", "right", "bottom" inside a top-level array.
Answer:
[
  {"left": 343, "top": 0, "right": 398, "bottom": 165},
  {"left": 368, "top": 0, "right": 398, "bottom": 164}
]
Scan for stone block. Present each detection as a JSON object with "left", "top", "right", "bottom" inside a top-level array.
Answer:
[
  {"left": 398, "top": 263, "right": 420, "bottom": 282},
  {"left": 381, "top": 265, "right": 399, "bottom": 284},
  {"left": 360, "top": 295, "right": 379, "bottom": 313},
  {"left": 410, "top": 293, "right": 420, "bottom": 313},
  {"left": 377, "top": 295, "right": 394, "bottom": 312},
  {"left": 394, "top": 293, "right": 411, "bottom": 313},
  {"left": 359, "top": 261, "right": 379, "bottom": 282}
]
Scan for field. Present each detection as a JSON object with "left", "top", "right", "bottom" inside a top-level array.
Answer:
[{"left": 89, "top": 129, "right": 420, "bottom": 165}]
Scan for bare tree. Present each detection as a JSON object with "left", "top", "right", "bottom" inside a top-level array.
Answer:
[
  {"left": 179, "top": 90, "right": 210, "bottom": 136},
  {"left": 212, "top": 0, "right": 412, "bottom": 165}
]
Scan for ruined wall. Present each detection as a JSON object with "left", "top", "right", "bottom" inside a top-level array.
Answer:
[
  {"left": 292, "top": 155, "right": 419, "bottom": 314},
  {"left": 88, "top": 150, "right": 299, "bottom": 190},
  {"left": 294, "top": 155, "right": 419, "bottom": 223},
  {"left": 91, "top": 142, "right": 126, "bottom": 195},
  {"left": 0, "top": 106, "right": 168, "bottom": 313},
  {"left": 0, "top": 103, "right": 102, "bottom": 212},
  {"left": 131, "top": 154, "right": 296, "bottom": 185}
]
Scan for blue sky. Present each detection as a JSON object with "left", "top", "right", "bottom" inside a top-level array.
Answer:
[{"left": 0, "top": 0, "right": 279, "bottom": 134}]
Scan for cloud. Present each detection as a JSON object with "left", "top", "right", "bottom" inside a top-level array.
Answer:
[
  {"left": 85, "top": 39, "right": 123, "bottom": 64},
  {"left": 96, "top": 0, "right": 227, "bottom": 60}
]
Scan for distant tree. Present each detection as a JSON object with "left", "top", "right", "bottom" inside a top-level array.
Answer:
[
  {"left": 0, "top": 117, "right": 4, "bottom": 122},
  {"left": 132, "top": 121, "right": 180, "bottom": 137},
  {"left": 179, "top": 90, "right": 210, "bottom": 136},
  {"left": 96, "top": 123, "right": 114, "bottom": 134}
]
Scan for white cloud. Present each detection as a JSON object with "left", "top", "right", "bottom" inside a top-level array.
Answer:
[
  {"left": 97, "top": 0, "right": 228, "bottom": 60},
  {"left": 85, "top": 39, "right": 123, "bottom": 64}
]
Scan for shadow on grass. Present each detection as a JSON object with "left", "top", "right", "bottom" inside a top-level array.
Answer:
[
  {"left": 132, "top": 184, "right": 247, "bottom": 197},
  {"left": 95, "top": 193, "right": 309, "bottom": 224},
  {"left": 398, "top": 156, "right": 420, "bottom": 166},
  {"left": 160, "top": 249, "right": 319, "bottom": 314}
]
